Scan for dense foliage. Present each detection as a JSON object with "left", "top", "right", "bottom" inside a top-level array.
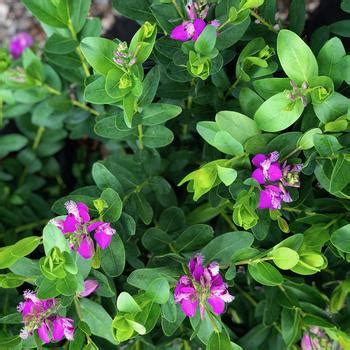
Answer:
[{"left": 1, "top": 0, "right": 350, "bottom": 349}]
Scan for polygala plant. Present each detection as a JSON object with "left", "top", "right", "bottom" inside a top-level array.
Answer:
[{"left": 1, "top": 0, "right": 350, "bottom": 349}]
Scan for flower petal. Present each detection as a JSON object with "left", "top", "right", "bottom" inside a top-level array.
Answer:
[
  {"left": 181, "top": 299, "right": 197, "bottom": 317},
  {"left": 170, "top": 23, "right": 194, "bottom": 41},
  {"left": 94, "top": 231, "right": 112, "bottom": 250},
  {"left": 52, "top": 318, "right": 65, "bottom": 342},
  {"left": 79, "top": 280, "right": 99, "bottom": 297},
  {"left": 77, "top": 236, "right": 95, "bottom": 259},
  {"left": 267, "top": 163, "right": 282, "bottom": 182},
  {"left": 192, "top": 19, "right": 206, "bottom": 41},
  {"left": 87, "top": 221, "right": 104, "bottom": 232},
  {"left": 62, "top": 214, "right": 78, "bottom": 233},
  {"left": 77, "top": 202, "right": 90, "bottom": 223},
  {"left": 252, "top": 154, "right": 267, "bottom": 167},
  {"left": 207, "top": 296, "right": 225, "bottom": 315},
  {"left": 37, "top": 322, "right": 51, "bottom": 344},
  {"left": 252, "top": 168, "right": 265, "bottom": 184}
]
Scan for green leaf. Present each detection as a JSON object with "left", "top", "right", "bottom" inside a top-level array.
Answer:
[
  {"left": 215, "top": 111, "right": 260, "bottom": 144},
  {"left": 112, "top": 0, "right": 154, "bottom": 22},
  {"left": 80, "top": 298, "right": 117, "bottom": 344},
  {"left": 216, "top": 166, "right": 237, "bottom": 186},
  {"left": 92, "top": 162, "right": 122, "bottom": 193},
  {"left": 85, "top": 76, "right": 119, "bottom": 104},
  {"left": 313, "top": 92, "right": 349, "bottom": 123},
  {"left": 277, "top": 29, "right": 318, "bottom": 84},
  {"left": 271, "top": 247, "right": 299, "bottom": 270},
  {"left": 317, "top": 37, "right": 346, "bottom": 88},
  {"left": 45, "top": 34, "right": 78, "bottom": 55},
  {"left": 42, "top": 223, "right": 69, "bottom": 256},
  {"left": 105, "top": 69, "right": 128, "bottom": 99},
  {"left": 140, "top": 104, "right": 182, "bottom": 126},
  {"left": 313, "top": 134, "right": 342, "bottom": 157},
  {"left": 254, "top": 92, "right": 304, "bottom": 132},
  {"left": 146, "top": 278, "right": 170, "bottom": 304},
  {"left": 142, "top": 228, "right": 171, "bottom": 254},
  {"left": 11, "top": 236, "right": 41, "bottom": 258},
  {"left": 329, "top": 154, "right": 350, "bottom": 193},
  {"left": 100, "top": 188, "right": 123, "bottom": 222},
  {"left": 253, "top": 77, "right": 291, "bottom": 100},
  {"left": 248, "top": 262, "right": 284, "bottom": 286},
  {"left": 117, "top": 292, "right": 142, "bottom": 313},
  {"left": 281, "top": 308, "right": 301, "bottom": 347},
  {"left": 0, "top": 134, "right": 28, "bottom": 158},
  {"left": 100, "top": 234, "right": 125, "bottom": 277},
  {"left": 70, "top": 0, "right": 92, "bottom": 33},
  {"left": 213, "top": 131, "right": 244, "bottom": 156},
  {"left": 56, "top": 273, "right": 78, "bottom": 296},
  {"left": 143, "top": 125, "right": 174, "bottom": 148},
  {"left": 195, "top": 25, "right": 217, "bottom": 56},
  {"left": 139, "top": 66, "right": 160, "bottom": 106},
  {"left": 22, "top": 0, "right": 67, "bottom": 27},
  {"left": 207, "top": 331, "right": 232, "bottom": 350},
  {"left": 288, "top": 0, "right": 306, "bottom": 35},
  {"left": 342, "top": 0, "right": 350, "bottom": 12},
  {"left": 175, "top": 224, "right": 214, "bottom": 252},
  {"left": 80, "top": 37, "right": 119, "bottom": 75},
  {"left": 202, "top": 231, "right": 254, "bottom": 265},
  {"left": 297, "top": 128, "right": 322, "bottom": 150},
  {"left": 331, "top": 224, "right": 350, "bottom": 253}
]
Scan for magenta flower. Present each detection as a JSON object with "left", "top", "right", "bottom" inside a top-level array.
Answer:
[
  {"left": 79, "top": 279, "right": 99, "bottom": 297},
  {"left": 251, "top": 152, "right": 303, "bottom": 210},
  {"left": 301, "top": 327, "right": 332, "bottom": 350},
  {"left": 18, "top": 290, "right": 74, "bottom": 343},
  {"left": 9, "top": 32, "right": 33, "bottom": 59},
  {"left": 174, "top": 255, "right": 234, "bottom": 319},
  {"left": 170, "top": 1, "right": 219, "bottom": 42},
  {"left": 251, "top": 152, "right": 282, "bottom": 184},
  {"left": 52, "top": 200, "right": 116, "bottom": 259}
]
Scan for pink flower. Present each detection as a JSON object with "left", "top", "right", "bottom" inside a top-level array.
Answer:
[
  {"left": 170, "top": 1, "right": 219, "bottom": 42},
  {"left": 79, "top": 280, "right": 99, "bottom": 297},
  {"left": 301, "top": 327, "right": 332, "bottom": 350},
  {"left": 174, "top": 255, "right": 234, "bottom": 319},
  {"left": 52, "top": 200, "right": 116, "bottom": 259},
  {"left": 9, "top": 32, "right": 33, "bottom": 59},
  {"left": 251, "top": 152, "right": 303, "bottom": 210},
  {"left": 251, "top": 152, "right": 282, "bottom": 184},
  {"left": 18, "top": 290, "right": 74, "bottom": 343}
]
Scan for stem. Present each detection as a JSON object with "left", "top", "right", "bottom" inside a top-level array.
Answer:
[
  {"left": 172, "top": 0, "right": 185, "bottom": 19},
  {"left": 225, "top": 77, "right": 241, "bottom": 99},
  {"left": 68, "top": 20, "right": 90, "bottom": 77},
  {"left": 251, "top": 11, "right": 278, "bottom": 33},
  {"left": 72, "top": 100, "right": 100, "bottom": 116},
  {"left": 44, "top": 85, "right": 100, "bottom": 116},
  {"left": 74, "top": 298, "right": 83, "bottom": 320},
  {"left": 32, "top": 126, "right": 45, "bottom": 150},
  {"left": 234, "top": 284, "right": 257, "bottom": 307},
  {"left": 220, "top": 211, "right": 237, "bottom": 231},
  {"left": 138, "top": 124, "right": 144, "bottom": 150},
  {"left": 281, "top": 147, "right": 301, "bottom": 162}
]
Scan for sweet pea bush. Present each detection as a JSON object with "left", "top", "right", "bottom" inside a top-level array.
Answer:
[{"left": 2, "top": 0, "right": 350, "bottom": 349}]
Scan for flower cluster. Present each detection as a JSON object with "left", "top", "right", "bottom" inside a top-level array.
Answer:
[
  {"left": 170, "top": 1, "right": 219, "bottom": 42},
  {"left": 301, "top": 327, "right": 333, "bottom": 350},
  {"left": 9, "top": 32, "right": 33, "bottom": 59},
  {"left": 113, "top": 42, "right": 137, "bottom": 68},
  {"left": 174, "top": 255, "right": 234, "bottom": 319},
  {"left": 52, "top": 201, "right": 116, "bottom": 259},
  {"left": 18, "top": 290, "right": 74, "bottom": 343},
  {"left": 251, "top": 152, "right": 303, "bottom": 210}
]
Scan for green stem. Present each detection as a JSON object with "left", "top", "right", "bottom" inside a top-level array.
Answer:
[
  {"left": 72, "top": 100, "right": 100, "bottom": 116},
  {"left": 68, "top": 20, "right": 90, "bottom": 77},
  {"left": 251, "top": 11, "right": 278, "bottom": 33},
  {"left": 281, "top": 147, "right": 301, "bottom": 162},
  {"left": 220, "top": 211, "right": 237, "bottom": 231},
  {"left": 138, "top": 124, "right": 144, "bottom": 150},
  {"left": 234, "top": 284, "right": 257, "bottom": 307},
  {"left": 74, "top": 298, "right": 83, "bottom": 320},
  {"left": 225, "top": 77, "right": 241, "bottom": 99},
  {"left": 32, "top": 126, "right": 45, "bottom": 150}
]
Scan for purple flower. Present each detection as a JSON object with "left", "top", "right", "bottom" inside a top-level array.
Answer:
[
  {"left": 18, "top": 290, "right": 74, "bottom": 343},
  {"left": 79, "top": 280, "right": 99, "bottom": 297},
  {"left": 174, "top": 255, "right": 234, "bottom": 319},
  {"left": 52, "top": 200, "right": 116, "bottom": 259},
  {"left": 258, "top": 185, "right": 292, "bottom": 210},
  {"left": 251, "top": 152, "right": 282, "bottom": 184},
  {"left": 301, "top": 327, "right": 332, "bottom": 350},
  {"left": 9, "top": 32, "right": 33, "bottom": 59},
  {"left": 170, "top": 1, "right": 218, "bottom": 42},
  {"left": 251, "top": 152, "right": 303, "bottom": 210}
]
